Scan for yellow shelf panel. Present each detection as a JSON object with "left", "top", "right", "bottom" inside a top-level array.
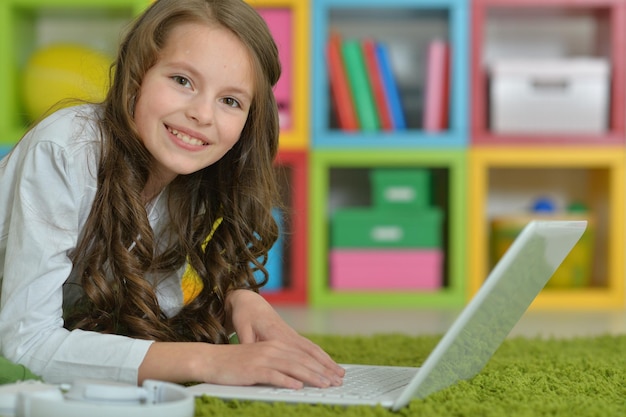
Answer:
[{"left": 530, "top": 288, "right": 625, "bottom": 310}]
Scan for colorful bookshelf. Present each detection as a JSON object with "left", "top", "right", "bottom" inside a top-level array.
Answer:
[{"left": 4, "top": 0, "right": 626, "bottom": 312}]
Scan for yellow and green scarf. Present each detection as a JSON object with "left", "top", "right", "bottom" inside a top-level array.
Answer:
[{"left": 180, "top": 217, "right": 223, "bottom": 305}]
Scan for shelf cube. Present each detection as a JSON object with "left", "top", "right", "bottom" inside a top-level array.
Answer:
[
  {"left": 309, "top": 149, "right": 467, "bottom": 308},
  {"left": 468, "top": 147, "right": 625, "bottom": 309},
  {"left": 470, "top": 0, "right": 626, "bottom": 145},
  {"left": 312, "top": 0, "right": 469, "bottom": 148},
  {"left": 0, "top": 1, "right": 145, "bottom": 148}
]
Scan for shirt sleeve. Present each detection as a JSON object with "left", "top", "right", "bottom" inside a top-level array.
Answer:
[{"left": 0, "top": 130, "right": 153, "bottom": 384}]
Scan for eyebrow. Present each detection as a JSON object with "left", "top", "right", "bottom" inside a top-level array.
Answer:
[{"left": 164, "top": 60, "right": 203, "bottom": 80}]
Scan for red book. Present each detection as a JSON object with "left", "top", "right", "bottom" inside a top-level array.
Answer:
[
  {"left": 362, "top": 38, "right": 393, "bottom": 131},
  {"left": 423, "top": 40, "right": 450, "bottom": 132},
  {"left": 327, "top": 32, "right": 359, "bottom": 131}
]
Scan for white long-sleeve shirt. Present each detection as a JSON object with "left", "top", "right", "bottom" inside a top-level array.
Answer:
[{"left": 0, "top": 105, "right": 185, "bottom": 384}]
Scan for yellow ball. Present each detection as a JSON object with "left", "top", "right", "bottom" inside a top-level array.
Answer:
[{"left": 22, "top": 44, "right": 113, "bottom": 120}]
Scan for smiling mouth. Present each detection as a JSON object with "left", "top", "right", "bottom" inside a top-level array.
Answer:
[{"left": 167, "top": 126, "right": 208, "bottom": 146}]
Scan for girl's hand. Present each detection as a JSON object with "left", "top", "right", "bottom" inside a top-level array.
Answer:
[
  {"left": 138, "top": 290, "right": 344, "bottom": 388},
  {"left": 222, "top": 289, "right": 345, "bottom": 388}
]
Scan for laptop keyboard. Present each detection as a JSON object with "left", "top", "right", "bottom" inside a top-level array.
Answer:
[{"left": 260, "top": 366, "right": 417, "bottom": 400}]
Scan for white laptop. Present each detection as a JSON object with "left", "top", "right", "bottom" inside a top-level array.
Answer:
[{"left": 187, "top": 220, "right": 587, "bottom": 411}]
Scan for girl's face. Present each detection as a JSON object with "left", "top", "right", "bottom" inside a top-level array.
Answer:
[{"left": 134, "top": 22, "right": 254, "bottom": 187}]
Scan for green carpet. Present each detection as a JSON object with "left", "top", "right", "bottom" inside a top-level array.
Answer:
[{"left": 194, "top": 333, "right": 626, "bottom": 416}]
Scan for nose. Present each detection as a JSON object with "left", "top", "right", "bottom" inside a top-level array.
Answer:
[{"left": 186, "top": 94, "right": 214, "bottom": 125}]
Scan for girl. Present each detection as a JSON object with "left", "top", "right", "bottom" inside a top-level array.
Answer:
[{"left": 0, "top": 0, "right": 344, "bottom": 389}]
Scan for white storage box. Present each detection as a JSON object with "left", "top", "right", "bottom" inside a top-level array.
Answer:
[{"left": 490, "top": 58, "right": 610, "bottom": 134}]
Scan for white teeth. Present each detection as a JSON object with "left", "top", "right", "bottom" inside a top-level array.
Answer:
[{"left": 168, "top": 127, "right": 206, "bottom": 146}]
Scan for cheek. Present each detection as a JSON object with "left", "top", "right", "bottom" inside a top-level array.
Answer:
[
  {"left": 223, "top": 115, "right": 248, "bottom": 145},
  {"left": 236, "top": 112, "right": 251, "bottom": 138},
  {"left": 134, "top": 91, "right": 157, "bottom": 119},
  {"left": 133, "top": 90, "right": 163, "bottom": 137},
  {"left": 132, "top": 101, "right": 150, "bottom": 140},
  {"left": 133, "top": 77, "right": 166, "bottom": 124}
]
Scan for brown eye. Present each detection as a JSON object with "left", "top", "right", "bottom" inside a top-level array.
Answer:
[
  {"left": 222, "top": 97, "right": 241, "bottom": 108},
  {"left": 172, "top": 75, "right": 191, "bottom": 88}
]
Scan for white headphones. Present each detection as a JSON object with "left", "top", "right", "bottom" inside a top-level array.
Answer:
[{"left": 0, "top": 379, "right": 194, "bottom": 417}]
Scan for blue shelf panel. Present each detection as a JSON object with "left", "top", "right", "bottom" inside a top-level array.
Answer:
[
  {"left": 312, "top": 0, "right": 469, "bottom": 148},
  {"left": 314, "top": 131, "right": 466, "bottom": 148},
  {"left": 315, "top": 0, "right": 466, "bottom": 7}
]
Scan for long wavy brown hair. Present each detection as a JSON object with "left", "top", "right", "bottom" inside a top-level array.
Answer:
[{"left": 64, "top": 0, "right": 282, "bottom": 344}]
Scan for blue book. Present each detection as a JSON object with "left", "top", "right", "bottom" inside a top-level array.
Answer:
[{"left": 375, "top": 42, "right": 406, "bottom": 130}]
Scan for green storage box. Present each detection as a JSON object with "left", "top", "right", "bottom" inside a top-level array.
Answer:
[
  {"left": 331, "top": 208, "right": 443, "bottom": 249},
  {"left": 370, "top": 169, "right": 431, "bottom": 210}
]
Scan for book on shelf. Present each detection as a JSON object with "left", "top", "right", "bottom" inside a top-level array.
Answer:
[
  {"left": 423, "top": 39, "right": 450, "bottom": 133},
  {"left": 375, "top": 41, "right": 407, "bottom": 130},
  {"left": 326, "top": 32, "right": 359, "bottom": 131},
  {"left": 362, "top": 38, "right": 393, "bottom": 131},
  {"left": 341, "top": 38, "right": 380, "bottom": 131}
]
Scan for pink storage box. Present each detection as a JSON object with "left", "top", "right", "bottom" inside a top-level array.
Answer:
[{"left": 330, "top": 249, "right": 443, "bottom": 291}]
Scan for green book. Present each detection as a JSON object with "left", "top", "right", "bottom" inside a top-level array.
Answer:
[{"left": 341, "top": 39, "right": 380, "bottom": 131}]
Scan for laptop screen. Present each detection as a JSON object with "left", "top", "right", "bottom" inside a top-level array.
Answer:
[{"left": 396, "top": 220, "right": 587, "bottom": 406}]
